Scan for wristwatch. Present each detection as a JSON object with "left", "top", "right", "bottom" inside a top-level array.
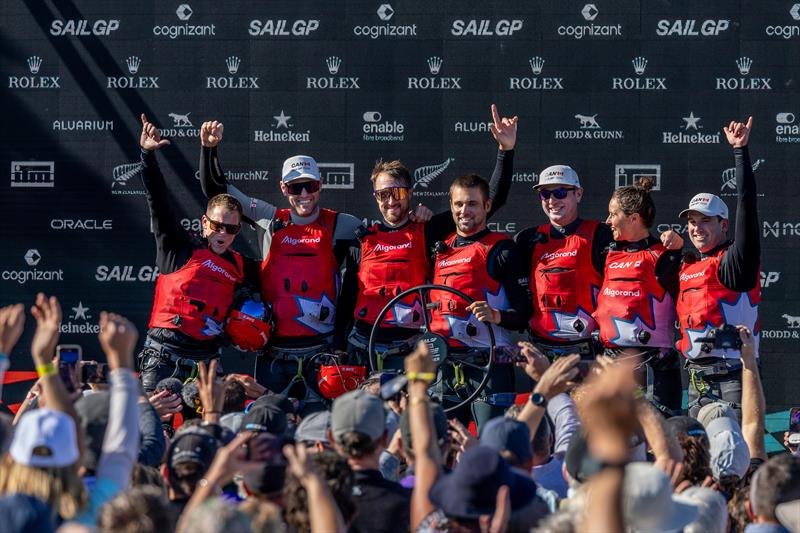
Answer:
[{"left": 529, "top": 392, "right": 547, "bottom": 408}]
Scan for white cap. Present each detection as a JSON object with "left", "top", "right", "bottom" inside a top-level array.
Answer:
[
  {"left": 707, "top": 416, "right": 750, "bottom": 479},
  {"left": 534, "top": 165, "right": 581, "bottom": 190},
  {"left": 679, "top": 193, "right": 729, "bottom": 219},
  {"left": 623, "top": 462, "right": 699, "bottom": 533},
  {"left": 10, "top": 409, "right": 80, "bottom": 468},
  {"left": 282, "top": 155, "right": 320, "bottom": 183},
  {"left": 697, "top": 401, "right": 738, "bottom": 428}
]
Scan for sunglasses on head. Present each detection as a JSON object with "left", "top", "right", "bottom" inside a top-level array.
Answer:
[
  {"left": 286, "top": 180, "right": 321, "bottom": 195},
  {"left": 538, "top": 187, "right": 576, "bottom": 201},
  {"left": 205, "top": 216, "right": 241, "bottom": 235},
  {"left": 373, "top": 187, "right": 409, "bottom": 202}
]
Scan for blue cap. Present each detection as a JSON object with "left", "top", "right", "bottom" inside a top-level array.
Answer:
[{"left": 480, "top": 416, "right": 533, "bottom": 465}]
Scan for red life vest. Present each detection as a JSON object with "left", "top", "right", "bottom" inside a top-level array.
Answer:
[
  {"left": 676, "top": 247, "right": 760, "bottom": 359},
  {"left": 430, "top": 232, "right": 513, "bottom": 348},
  {"left": 593, "top": 243, "right": 676, "bottom": 348},
  {"left": 528, "top": 220, "right": 603, "bottom": 342},
  {"left": 354, "top": 222, "right": 430, "bottom": 327},
  {"left": 260, "top": 208, "right": 340, "bottom": 338},
  {"left": 149, "top": 248, "right": 244, "bottom": 340}
]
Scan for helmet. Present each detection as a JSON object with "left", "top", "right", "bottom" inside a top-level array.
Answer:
[
  {"left": 317, "top": 354, "right": 366, "bottom": 399},
  {"left": 225, "top": 300, "right": 272, "bottom": 352}
]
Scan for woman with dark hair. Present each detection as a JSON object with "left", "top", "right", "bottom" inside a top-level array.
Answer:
[{"left": 593, "top": 177, "right": 684, "bottom": 416}]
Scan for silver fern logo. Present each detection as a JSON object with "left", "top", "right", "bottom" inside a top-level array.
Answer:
[
  {"left": 736, "top": 56, "right": 752, "bottom": 75},
  {"left": 427, "top": 56, "right": 443, "bottom": 75},
  {"left": 632, "top": 56, "right": 647, "bottom": 75},
  {"left": 27, "top": 56, "right": 42, "bottom": 74},
  {"left": 326, "top": 56, "right": 341, "bottom": 75},
  {"left": 529, "top": 56, "right": 545, "bottom": 75},
  {"left": 126, "top": 56, "right": 141, "bottom": 74},
  {"left": 226, "top": 56, "right": 241, "bottom": 74},
  {"left": 413, "top": 158, "right": 454, "bottom": 196},
  {"left": 111, "top": 162, "right": 145, "bottom": 195}
]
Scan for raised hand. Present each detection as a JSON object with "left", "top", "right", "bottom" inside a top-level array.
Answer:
[
  {"left": 226, "top": 373, "right": 268, "bottom": 399},
  {"left": 200, "top": 120, "right": 224, "bottom": 148},
  {"left": 405, "top": 341, "right": 436, "bottom": 376},
  {"left": 489, "top": 104, "right": 518, "bottom": 151},
  {"left": 515, "top": 341, "right": 550, "bottom": 381},
  {"left": 30, "top": 293, "right": 62, "bottom": 367},
  {"left": 139, "top": 113, "right": 171, "bottom": 151},
  {"left": 723, "top": 116, "right": 753, "bottom": 148},
  {"left": 533, "top": 353, "right": 580, "bottom": 400},
  {"left": 198, "top": 359, "right": 225, "bottom": 421},
  {"left": 737, "top": 325, "right": 756, "bottom": 367},
  {"left": 148, "top": 389, "right": 183, "bottom": 421},
  {"left": 98, "top": 312, "right": 138, "bottom": 370},
  {"left": 0, "top": 303, "right": 25, "bottom": 355}
]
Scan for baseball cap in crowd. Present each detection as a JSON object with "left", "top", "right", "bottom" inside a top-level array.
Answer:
[
  {"left": 295, "top": 410, "right": 331, "bottom": 444},
  {"left": 400, "top": 401, "right": 448, "bottom": 454},
  {"left": 429, "top": 446, "right": 537, "bottom": 519},
  {"left": 674, "top": 486, "right": 729, "bottom": 533},
  {"left": 679, "top": 193, "right": 729, "bottom": 219},
  {"left": 697, "top": 401, "right": 738, "bottom": 428},
  {"left": 707, "top": 416, "right": 750, "bottom": 479},
  {"left": 10, "top": 408, "right": 80, "bottom": 468},
  {"left": 75, "top": 391, "right": 110, "bottom": 471},
  {"left": 250, "top": 392, "right": 296, "bottom": 416},
  {"left": 623, "top": 462, "right": 699, "bottom": 533},
  {"left": 241, "top": 405, "right": 288, "bottom": 435},
  {"left": 666, "top": 415, "right": 709, "bottom": 446},
  {"left": 241, "top": 433, "right": 288, "bottom": 497},
  {"left": 534, "top": 165, "right": 581, "bottom": 190},
  {"left": 480, "top": 416, "right": 533, "bottom": 465},
  {"left": 168, "top": 427, "right": 219, "bottom": 475},
  {"left": 331, "top": 389, "right": 385, "bottom": 442},
  {"left": 220, "top": 412, "right": 245, "bottom": 434},
  {"left": 282, "top": 155, "right": 320, "bottom": 183}
]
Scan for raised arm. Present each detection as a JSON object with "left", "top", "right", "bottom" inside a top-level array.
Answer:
[
  {"left": 738, "top": 325, "right": 767, "bottom": 461},
  {"left": 487, "top": 103, "right": 517, "bottom": 217},
  {"left": 0, "top": 304, "right": 25, "bottom": 400}
]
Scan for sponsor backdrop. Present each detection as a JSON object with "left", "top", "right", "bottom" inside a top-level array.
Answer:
[{"left": 2, "top": 1, "right": 799, "bottom": 422}]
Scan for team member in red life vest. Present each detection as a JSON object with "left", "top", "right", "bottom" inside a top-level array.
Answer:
[
  {"left": 336, "top": 105, "right": 518, "bottom": 368},
  {"left": 669, "top": 118, "right": 760, "bottom": 420},
  {"left": 593, "top": 177, "right": 684, "bottom": 415},
  {"left": 429, "top": 174, "right": 532, "bottom": 429},
  {"left": 514, "top": 165, "right": 613, "bottom": 359},
  {"left": 137, "top": 115, "right": 260, "bottom": 392}
]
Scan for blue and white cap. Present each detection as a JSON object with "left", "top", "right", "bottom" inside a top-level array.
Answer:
[{"left": 282, "top": 155, "right": 320, "bottom": 183}]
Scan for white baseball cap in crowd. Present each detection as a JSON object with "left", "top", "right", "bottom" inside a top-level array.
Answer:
[
  {"left": 282, "top": 155, "right": 320, "bottom": 183},
  {"left": 534, "top": 165, "right": 581, "bottom": 190},
  {"left": 707, "top": 416, "right": 750, "bottom": 479},
  {"left": 9, "top": 408, "right": 80, "bottom": 468},
  {"left": 623, "top": 462, "right": 700, "bottom": 533},
  {"left": 679, "top": 193, "right": 729, "bottom": 219}
]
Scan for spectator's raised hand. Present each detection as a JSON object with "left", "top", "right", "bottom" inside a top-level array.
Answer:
[
  {"left": 200, "top": 120, "right": 224, "bottom": 148},
  {"left": 148, "top": 389, "right": 183, "bottom": 421},
  {"left": 724, "top": 116, "right": 753, "bottom": 148},
  {"left": 515, "top": 341, "right": 550, "bottom": 381},
  {"left": 0, "top": 303, "right": 25, "bottom": 355},
  {"left": 225, "top": 373, "right": 267, "bottom": 399},
  {"left": 139, "top": 113, "right": 170, "bottom": 151},
  {"left": 98, "top": 312, "right": 138, "bottom": 370},
  {"left": 405, "top": 341, "right": 436, "bottom": 377},
  {"left": 198, "top": 359, "right": 224, "bottom": 421},
  {"left": 533, "top": 353, "right": 580, "bottom": 400},
  {"left": 737, "top": 325, "right": 756, "bottom": 367},
  {"left": 30, "top": 293, "right": 62, "bottom": 366}
]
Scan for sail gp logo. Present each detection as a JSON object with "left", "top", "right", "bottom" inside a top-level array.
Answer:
[
  {"left": 413, "top": 158, "right": 454, "bottom": 197},
  {"left": 374, "top": 242, "right": 412, "bottom": 253},
  {"left": 281, "top": 235, "right": 321, "bottom": 245}
]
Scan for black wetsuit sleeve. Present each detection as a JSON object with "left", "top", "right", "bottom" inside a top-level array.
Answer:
[
  {"left": 199, "top": 146, "right": 227, "bottom": 199},
  {"left": 486, "top": 240, "right": 532, "bottom": 330},
  {"left": 591, "top": 223, "right": 614, "bottom": 275},
  {"left": 241, "top": 257, "right": 261, "bottom": 293},
  {"left": 333, "top": 239, "right": 362, "bottom": 349},
  {"left": 654, "top": 250, "right": 682, "bottom": 301},
  {"left": 719, "top": 146, "right": 760, "bottom": 292},
  {"left": 513, "top": 227, "right": 538, "bottom": 280},
  {"left": 140, "top": 149, "right": 194, "bottom": 274},
  {"left": 487, "top": 149, "right": 514, "bottom": 216}
]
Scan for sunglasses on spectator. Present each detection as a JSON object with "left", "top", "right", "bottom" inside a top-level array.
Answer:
[
  {"left": 286, "top": 180, "right": 321, "bottom": 195},
  {"left": 373, "top": 187, "right": 410, "bottom": 202},
  {"left": 205, "top": 216, "right": 241, "bottom": 235},
  {"left": 538, "top": 187, "right": 576, "bottom": 201}
]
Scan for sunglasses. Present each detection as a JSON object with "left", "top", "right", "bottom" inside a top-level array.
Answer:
[
  {"left": 538, "top": 187, "right": 576, "bottom": 201},
  {"left": 373, "top": 187, "right": 410, "bottom": 202},
  {"left": 286, "top": 180, "right": 321, "bottom": 195},
  {"left": 205, "top": 216, "right": 241, "bottom": 235}
]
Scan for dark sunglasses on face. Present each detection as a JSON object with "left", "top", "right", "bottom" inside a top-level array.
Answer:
[
  {"left": 538, "top": 187, "right": 576, "bottom": 201},
  {"left": 205, "top": 216, "right": 241, "bottom": 235},
  {"left": 286, "top": 180, "right": 321, "bottom": 195},
  {"left": 373, "top": 187, "right": 410, "bottom": 202}
]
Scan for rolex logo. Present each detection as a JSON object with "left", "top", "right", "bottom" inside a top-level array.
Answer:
[
  {"left": 529, "top": 56, "right": 545, "bottom": 75},
  {"left": 736, "top": 56, "right": 752, "bottom": 76},
  {"left": 226, "top": 56, "right": 241, "bottom": 74},
  {"left": 632, "top": 56, "right": 647, "bottom": 75},
  {"left": 427, "top": 56, "right": 443, "bottom": 75},
  {"left": 326, "top": 56, "right": 341, "bottom": 75},
  {"left": 126, "top": 56, "right": 141, "bottom": 74},
  {"left": 27, "top": 56, "right": 42, "bottom": 74}
]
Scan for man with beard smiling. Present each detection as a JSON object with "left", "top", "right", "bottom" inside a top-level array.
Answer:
[
  {"left": 137, "top": 114, "right": 260, "bottom": 392},
  {"left": 336, "top": 105, "right": 517, "bottom": 367}
]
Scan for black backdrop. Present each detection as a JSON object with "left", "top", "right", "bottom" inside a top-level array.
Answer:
[{"left": 2, "top": 1, "right": 799, "bottom": 423}]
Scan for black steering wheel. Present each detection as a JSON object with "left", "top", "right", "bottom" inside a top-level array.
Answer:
[{"left": 368, "top": 284, "right": 495, "bottom": 413}]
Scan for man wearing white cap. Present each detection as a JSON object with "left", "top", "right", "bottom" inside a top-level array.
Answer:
[
  {"left": 670, "top": 117, "right": 761, "bottom": 418},
  {"left": 515, "top": 164, "right": 613, "bottom": 357}
]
